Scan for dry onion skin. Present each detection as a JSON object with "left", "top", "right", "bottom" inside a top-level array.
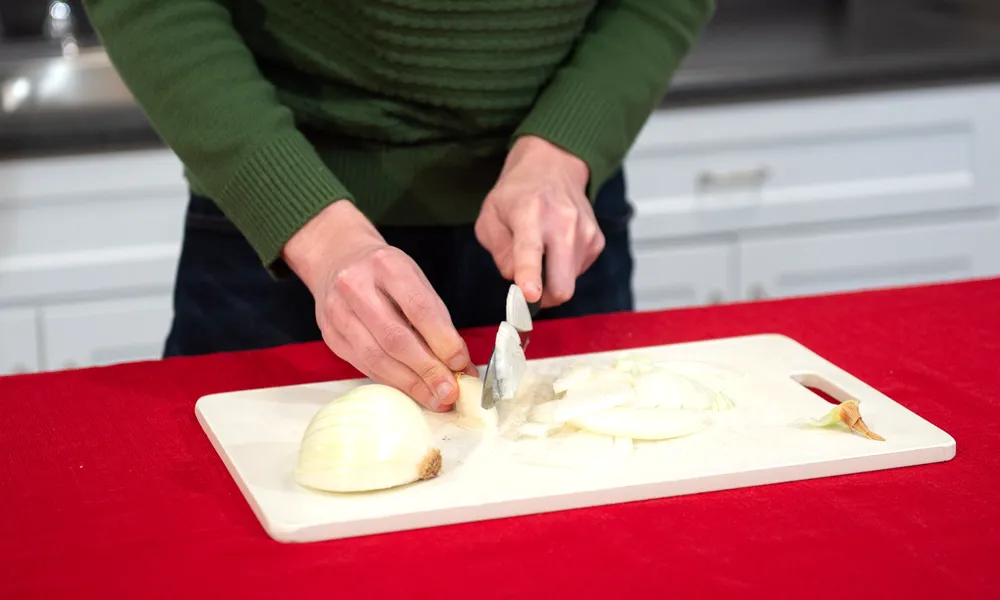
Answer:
[
  {"left": 808, "top": 399, "right": 885, "bottom": 441},
  {"left": 295, "top": 384, "right": 442, "bottom": 493}
]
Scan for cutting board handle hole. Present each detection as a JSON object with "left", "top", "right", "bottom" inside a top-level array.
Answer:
[{"left": 790, "top": 372, "right": 851, "bottom": 405}]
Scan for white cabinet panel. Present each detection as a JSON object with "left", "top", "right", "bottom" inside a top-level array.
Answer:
[
  {"left": 739, "top": 219, "right": 1000, "bottom": 301},
  {"left": 626, "top": 82, "right": 1000, "bottom": 243},
  {"left": 0, "top": 148, "right": 185, "bottom": 204},
  {"left": 0, "top": 308, "right": 41, "bottom": 375},
  {"left": 0, "top": 147, "right": 186, "bottom": 305},
  {"left": 632, "top": 240, "right": 737, "bottom": 311},
  {"left": 40, "top": 296, "right": 174, "bottom": 370}
]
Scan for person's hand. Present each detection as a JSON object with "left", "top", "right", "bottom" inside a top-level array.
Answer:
[
  {"left": 475, "top": 135, "right": 604, "bottom": 308},
  {"left": 282, "top": 200, "right": 476, "bottom": 412}
]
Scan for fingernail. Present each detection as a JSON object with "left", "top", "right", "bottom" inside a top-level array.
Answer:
[
  {"left": 429, "top": 397, "right": 442, "bottom": 411},
  {"left": 525, "top": 282, "right": 541, "bottom": 296},
  {"left": 435, "top": 382, "right": 453, "bottom": 403}
]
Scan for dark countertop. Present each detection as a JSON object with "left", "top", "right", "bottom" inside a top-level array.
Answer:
[{"left": 3, "top": 0, "right": 1000, "bottom": 158}]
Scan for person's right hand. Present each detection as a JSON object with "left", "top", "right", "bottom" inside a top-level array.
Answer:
[{"left": 282, "top": 199, "right": 476, "bottom": 412}]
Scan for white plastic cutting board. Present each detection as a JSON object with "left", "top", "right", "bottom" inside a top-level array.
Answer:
[{"left": 195, "top": 333, "right": 955, "bottom": 543}]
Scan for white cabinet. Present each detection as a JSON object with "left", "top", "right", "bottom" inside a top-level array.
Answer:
[
  {"left": 738, "top": 219, "right": 1000, "bottom": 302},
  {"left": 40, "top": 296, "right": 174, "bottom": 370},
  {"left": 0, "top": 308, "right": 41, "bottom": 375},
  {"left": 625, "top": 80, "right": 1000, "bottom": 312},
  {"left": 626, "top": 82, "right": 1000, "bottom": 245},
  {"left": 632, "top": 240, "right": 737, "bottom": 311},
  {"left": 0, "top": 147, "right": 186, "bottom": 374}
]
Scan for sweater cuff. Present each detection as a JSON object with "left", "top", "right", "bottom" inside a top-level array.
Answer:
[
  {"left": 220, "top": 131, "right": 353, "bottom": 268},
  {"left": 512, "top": 77, "right": 626, "bottom": 202}
]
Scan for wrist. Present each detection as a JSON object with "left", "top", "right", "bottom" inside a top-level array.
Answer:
[
  {"left": 509, "top": 135, "right": 590, "bottom": 190},
  {"left": 282, "top": 199, "right": 384, "bottom": 292}
]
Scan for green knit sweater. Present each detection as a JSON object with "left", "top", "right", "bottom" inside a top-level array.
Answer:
[{"left": 83, "top": 0, "right": 714, "bottom": 267}]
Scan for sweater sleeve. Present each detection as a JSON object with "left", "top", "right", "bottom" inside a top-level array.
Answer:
[
  {"left": 83, "top": 0, "right": 354, "bottom": 268},
  {"left": 512, "top": 0, "right": 715, "bottom": 200}
]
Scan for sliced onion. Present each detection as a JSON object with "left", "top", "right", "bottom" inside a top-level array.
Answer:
[
  {"left": 552, "top": 362, "right": 593, "bottom": 395},
  {"left": 454, "top": 373, "right": 498, "bottom": 431},
  {"left": 547, "top": 369, "right": 635, "bottom": 423}
]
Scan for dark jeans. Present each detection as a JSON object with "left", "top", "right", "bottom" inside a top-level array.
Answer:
[{"left": 163, "top": 170, "right": 635, "bottom": 357}]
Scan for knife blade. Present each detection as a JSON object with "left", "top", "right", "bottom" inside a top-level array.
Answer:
[
  {"left": 505, "top": 281, "right": 541, "bottom": 351},
  {"left": 480, "top": 278, "right": 543, "bottom": 410},
  {"left": 480, "top": 319, "right": 526, "bottom": 410}
]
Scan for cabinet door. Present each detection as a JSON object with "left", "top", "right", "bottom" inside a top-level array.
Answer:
[
  {"left": 739, "top": 219, "right": 1000, "bottom": 301},
  {"left": 40, "top": 296, "right": 174, "bottom": 371},
  {"left": 632, "top": 240, "right": 737, "bottom": 311},
  {"left": 625, "top": 82, "right": 1000, "bottom": 243},
  {"left": 0, "top": 308, "right": 41, "bottom": 375}
]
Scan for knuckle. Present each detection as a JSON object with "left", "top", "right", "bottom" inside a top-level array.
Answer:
[
  {"left": 474, "top": 219, "right": 489, "bottom": 245},
  {"left": 331, "top": 265, "right": 368, "bottom": 299},
  {"left": 379, "top": 323, "right": 412, "bottom": 356},
  {"left": 550, "top": 202, "right": 578, "bottom": 223},
  {"left": 592, "top": 231, "right": 606, "bottom": 254},
  {"left": 405, "top": 376, "right": 431, "bottom": 402},
  {"left": 361, "top": 344, "right": 388, "bottom": 371},
  {"left": 534, "top": 186, "right": 555, "bottom": 204},
  {"left": 405, "top": 290, "right": 433, "bottom": 321},
  {"left": 368, "top": 246, "right": 397, "bottom": 271},
  {"left": 417, "top": 361, "right": 446, "bottom": 386},
  {"left": 439, "top": 336, "right": 466, "bottom": 363}
]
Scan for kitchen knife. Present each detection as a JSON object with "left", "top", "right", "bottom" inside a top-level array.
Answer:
[{"left": 480, "top": 279, "right": 543, "bottom": 410}]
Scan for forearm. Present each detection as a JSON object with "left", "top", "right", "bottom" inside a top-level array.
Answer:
[
  {"left": 513, "top": 0, "right": 715, "bottom": 198},
  {"left": 83, "top": 0, "right": 352, "bottom": 267}
]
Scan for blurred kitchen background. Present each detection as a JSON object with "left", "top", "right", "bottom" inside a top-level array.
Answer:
[{"left": 2, "top": 0, "right": 1000, "bottom": 376}]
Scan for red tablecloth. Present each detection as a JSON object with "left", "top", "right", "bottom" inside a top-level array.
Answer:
[{"left": 2, "top": 278, "right": 999, "bottom": 599}]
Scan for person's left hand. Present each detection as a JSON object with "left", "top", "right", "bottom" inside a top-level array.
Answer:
[{"left": 475, "top": 135, "right": 604, "bottom": 309}]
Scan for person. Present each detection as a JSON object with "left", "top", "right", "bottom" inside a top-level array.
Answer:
[{"left": 83, "top": 0, "right": 714, "bottom": 412}]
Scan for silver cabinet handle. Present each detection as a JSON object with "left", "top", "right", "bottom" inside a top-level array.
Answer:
[{"left": 696, "top": 166, "right": 770, "bottom": 191}]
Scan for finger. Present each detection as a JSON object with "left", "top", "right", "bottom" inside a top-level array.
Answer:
[
  {"left": 381, "top": 264, "right": 473, "bottom": 376},
  {"left": 339, "top": 307, "right": 447, "bottom": 411},
  {"left": 509, "top": 207, "right": 545, "bottom": 303},
  {"left": 349, "top": 286, "right": 461, "bottom": 409},
  {"left": 578, "top": 222, "right": 606, "bottom": 276},
  {"left": 541, "top": 223, "right": 577, "bottom": 308},
  {"left": 475, "top": 205, "right": 515, "bottom": 279}
]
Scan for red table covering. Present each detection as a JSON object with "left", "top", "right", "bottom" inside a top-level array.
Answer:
[{"left": 2, "top": 278, "right": 999, "bottom": 599}]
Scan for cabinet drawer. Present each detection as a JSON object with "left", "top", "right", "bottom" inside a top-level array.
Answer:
[
  {"left": 0, "top": 308, "right": 40, "bottom": 375},
  {"left": 0, "top": 148, "right": 185, "bottom": 204},
  {"left": 41, "top": 296, "right": 174, "bottom": 371},
  {"left": 739, "top": 218, "right": 1000, "bottom": 301},
  {"left": 632, "top": 240, "right": 737, "bottom": 311},
  {"left": 0, "top": 148, "right": 187, "bottom": 305},
  {"left": 626, "top": 83, "right": 1000, "bottom": 242}
]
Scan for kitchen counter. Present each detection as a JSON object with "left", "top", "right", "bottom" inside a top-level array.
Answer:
[
  {"left": 1, "top": 277, "right": 998, "bottom": 598},
  {"left": 3, "top": 0, "right": 1000, "bottom": 156}
]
